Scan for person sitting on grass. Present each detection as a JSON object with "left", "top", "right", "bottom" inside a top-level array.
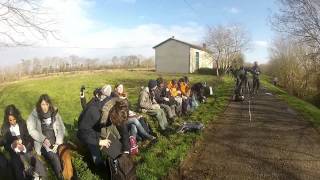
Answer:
[
  {"left": 138, "top": 80, "right": 172, "bottom": 133},
  {"left": 27, "top": 94, "right": 66, "bottom": 180},
  {"left": 154, "top": 77, "right": 176, "bottom": 121},
  {"left": 167, "top": 79, "right": 183, "bottom": 116},
  {"left": 178, "top": 77, "right": 192, "bottom": 115},
  {"left": 182, "top": 76, "right": 199, "bottom": 111},
  {"left": 191, "top": 82, "right": 207, "bottom": 103},
  {"left": 111, "top": 84, "right": 156, "bottom": 142},
  {"left": 1, "top": 105, "right": 47, "bottom": 180}
]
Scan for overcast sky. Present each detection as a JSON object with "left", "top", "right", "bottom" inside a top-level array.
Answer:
[{"left": 0, "top": 0, "right": 277, "bottom": 67}]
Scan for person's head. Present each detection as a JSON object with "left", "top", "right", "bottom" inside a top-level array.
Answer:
[
  {"left": 4, "top": 105, "right": 22, "bottom": 126},
  {"left": 183, "top": 76, "right": 189, "bottom": 84},
  {"left": 114, "top": 84, "right": 124, "bottom": 95},
  {"left": 109, "top": 100, "right": 129, "bottom": 126},
  {"left": 171, "top": 79, "right": 177, "bottom": 86},
  {"left": 156, "top": 77, "right": 165, "bottom": 88},
  {"left": 36, "top": 94, "right": 55, "bottom": 115},
  {"left": 178, "top": 78, "right": 185, "bottom": 84},
  {"left": 148, "top": 80, "right": 157, "bottom": 90},
  {"left": 100, "top": 84, "right": 112, "bottom": 101},
  {"left": 254, "top": 61, "right": 258, "bottom": 66}
]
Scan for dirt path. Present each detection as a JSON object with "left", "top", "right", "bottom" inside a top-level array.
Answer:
[{"left": 173, "top": 88, "right": 320, "bottom": 180}]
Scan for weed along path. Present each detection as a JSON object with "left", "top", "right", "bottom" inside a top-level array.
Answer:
[{"left": 173, "top": 88, "right": 320, "bottom": 180}]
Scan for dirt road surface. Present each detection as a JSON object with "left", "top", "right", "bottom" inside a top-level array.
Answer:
[{"left": 172, "top": 88, "right": 320, "bottom": 180}]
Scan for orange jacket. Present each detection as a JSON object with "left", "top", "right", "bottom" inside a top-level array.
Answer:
[
  {"left": 179, "top": 82, "right": 190, "bottom": 96},
  {"left": 167, "top": 81, "right": 180, "bottom": 97}
]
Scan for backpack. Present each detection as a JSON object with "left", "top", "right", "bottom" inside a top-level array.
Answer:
[
  {"left": 177, "top": 122, "right": 204, "bottom": 133},
  {"left": 108, "top": 154, "right": 137, "bottom": 180}
]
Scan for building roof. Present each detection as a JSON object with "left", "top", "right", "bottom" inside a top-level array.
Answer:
[{"left": 153, "top": 37, "right": 211, "bottom": 53}]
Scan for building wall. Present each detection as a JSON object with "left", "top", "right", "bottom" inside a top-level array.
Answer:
[
  {"left": 189, "top": 48, "right": 213, "bottom": 73},
  {"left": 155, "top": 40, "right": 190, "bottom": 73}
]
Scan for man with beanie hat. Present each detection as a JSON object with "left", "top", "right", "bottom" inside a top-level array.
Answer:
[{"left": 138, "top": 80, "right": 170, "bottom": 132}]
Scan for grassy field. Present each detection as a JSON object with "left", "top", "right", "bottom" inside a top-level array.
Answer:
[
  {"left": 0, "top": 70, "right": 234, "bottom": 179},
  {"left": 261, "top": 76, "right": 320, "bottom": 126}
]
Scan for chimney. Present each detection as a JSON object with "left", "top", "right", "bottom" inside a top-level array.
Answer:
[{"left": 202, "top": 43, "right": 207, "bottom": 49}]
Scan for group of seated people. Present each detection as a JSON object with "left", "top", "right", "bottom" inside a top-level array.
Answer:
[{"left": 0, "top": 76, "right": 210, "bottom": 180}]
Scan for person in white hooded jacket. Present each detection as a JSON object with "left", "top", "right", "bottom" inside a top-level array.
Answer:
[{"left": 27, "top": 94, "right": 65, "bottom": 180}]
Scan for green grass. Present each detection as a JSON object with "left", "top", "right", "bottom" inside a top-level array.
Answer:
[
  {"left": 0, "top": 70, "right": 234, "bottom": 179},
  {"left": 261, "top": 76, "right": 320, "bottom": 126}
]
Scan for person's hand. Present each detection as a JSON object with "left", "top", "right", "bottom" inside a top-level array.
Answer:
[
  {"left": 182, "top": 96, "right": 187, "bottom": 100},
  {"left": 151, "top": 104, "right": 161, "bottom": 110},
  {"left": 163, "top": 97, "right": 169, "bottom": 101},
  {"left": 99, "top": 139, "right": 111, "bottom": 149},
  {"left": 11, "top": 140, "right": 18, "bottom": 149},
  {"left": 17, "top": 144, "right": 25, "bottom": 152},
  {"left": 16, "top": 139, "right": 22, "bottom": 145},
  {"left": 43, "top": 139, "right": 51, "bottom": 148},
  {"left": 177, "top": 91, "right": 181, "bottom": 94}
]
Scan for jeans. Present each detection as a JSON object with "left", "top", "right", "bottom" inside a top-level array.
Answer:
[
  {"left": 41, "top": 147, "right": 63, "bottom": 179},
  {"left": 86, "top": 144, "right": 104, "bottom": 166},
  {"left": 127, "top": 118, "right": 153, "bottom": 139}
]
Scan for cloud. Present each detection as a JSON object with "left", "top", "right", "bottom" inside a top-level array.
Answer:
[
  {"left": 0, "top": 0, "right": 205, "bottom": 66},
  {"left": 225, "top": 7, "right": 240, "bottom": 14}
]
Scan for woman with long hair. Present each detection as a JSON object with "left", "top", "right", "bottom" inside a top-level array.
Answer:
[
  {"left": 27, "top": 94, "right": 66, "bottom": 180},
  {"left": 1, "top": 104, "right": 46, "bottom": 180}
]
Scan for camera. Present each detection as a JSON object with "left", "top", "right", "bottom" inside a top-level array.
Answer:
[{"left": 80, "top": 85, "right": 86, "bottom": 96}]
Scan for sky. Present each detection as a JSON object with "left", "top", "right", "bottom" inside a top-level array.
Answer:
[{"left": 0, "top": 0, "right": 277, "bottom": 67}]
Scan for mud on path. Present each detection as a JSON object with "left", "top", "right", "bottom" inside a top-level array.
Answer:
[{"left": 170, "top": 88, "right": 320, "bottom": 180}]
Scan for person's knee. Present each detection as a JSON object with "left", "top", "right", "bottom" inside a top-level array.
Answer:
[{"left": 131, "top": 118, "right": 140, "bottom": 125}]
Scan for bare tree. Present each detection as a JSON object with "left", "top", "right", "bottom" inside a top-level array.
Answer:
[
  {"left": 271, "top": 0, "right": 320, "bottom": 99},
  {"left": 0, "top": 0, "right": 56, "bottom": 46},
  {"left": 204, "top": 24, "right": 250, "bottom": 76}
]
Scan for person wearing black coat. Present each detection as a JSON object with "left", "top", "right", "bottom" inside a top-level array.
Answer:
[
  {"left": 77, "top": 85, "right": 130, "bottom": 167},
  {"left": 0, "top": 105, "right": 46, "bottom": 180}
]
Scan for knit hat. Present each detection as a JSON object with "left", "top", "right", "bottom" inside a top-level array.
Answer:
[
  {"left": 148, "top": 80, "right": 157, "bottom": 89},
  {"left": 101, "top": 84, "right": 112, "bottom": 97}
]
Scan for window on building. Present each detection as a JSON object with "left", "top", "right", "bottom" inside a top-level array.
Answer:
[{"left": 196, "top": 52, "right": 200, "bottom": 69}]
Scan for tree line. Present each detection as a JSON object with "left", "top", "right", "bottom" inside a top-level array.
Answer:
[
  {"left": 265, "top": 0, "right": 320, "bottom": 107},
  {"left": 0, "top": 55, "right": 155, "bottom": 83}
]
